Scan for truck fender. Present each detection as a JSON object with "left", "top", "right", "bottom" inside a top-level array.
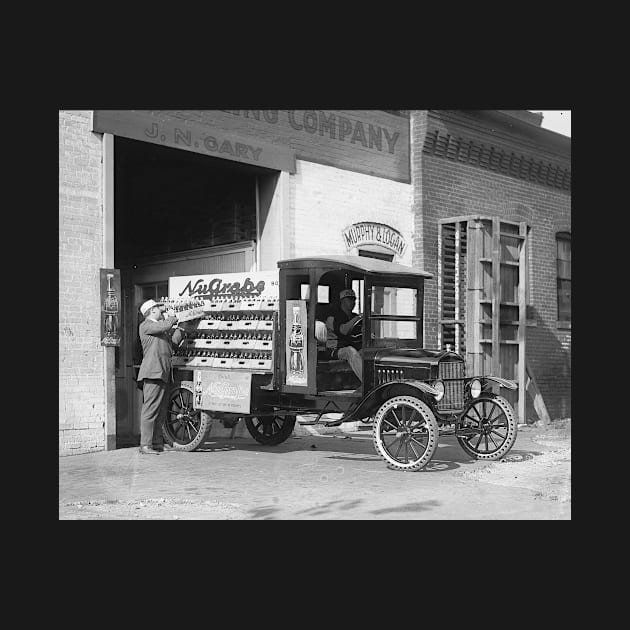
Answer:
[
  {"left": 177, "top": 380, "right": 194, "bottom": 393},
  {"left": 482, "top": 376, "right": 518, "bottom": 390},
  {"left": 344, "top": 379, "right": 439, "bottom": 423}
]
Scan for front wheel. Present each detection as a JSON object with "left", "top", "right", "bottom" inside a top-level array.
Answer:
[
  {"left": 245, "top": 414, "right": 296, "bottom": 446},
  {"left": 456, "top": 395, "right": 517, "bottom": 460},
  {"left": 372, "top": 396, "right": 439, "bottom": 471},
  {"left": 163, "top": 386, "right": 212, "bottom": 451}
]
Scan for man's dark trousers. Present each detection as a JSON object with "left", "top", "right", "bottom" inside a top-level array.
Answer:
[{"left": 140, "top": 378, "right": 169, "bottom": 448}]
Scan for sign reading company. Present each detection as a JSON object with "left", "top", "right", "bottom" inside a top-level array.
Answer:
[
  {"left": 342, "top": 222, "right": 408, "bottom": 257},
  {"left": 219, "top": 110, "right": 410, "bottom": 182},
  {"left": 169, "top": 271, "right": 279, "bottom": 301},
  {"left": 92, "top": 110, "right": 296, "bottom": 173}
]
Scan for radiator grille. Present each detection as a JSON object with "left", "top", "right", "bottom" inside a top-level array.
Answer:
[{"left": 437, "top": 360, "right": 465, "bottom": 411}]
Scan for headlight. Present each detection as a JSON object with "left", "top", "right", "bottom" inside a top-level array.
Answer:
[
  {"left": 470, "top": 379, "right": 482, "bottom": 398},
  {"left": 433, "top": 380, "right": 445, "bottom": 401}
]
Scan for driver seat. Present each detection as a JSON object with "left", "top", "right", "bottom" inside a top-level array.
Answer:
[{"left": 314, "top": 304, "right": 359, "bottom": 390}]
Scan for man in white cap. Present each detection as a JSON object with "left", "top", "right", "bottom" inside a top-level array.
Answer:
[
  {"left": 136, "top": 299, "right": 188, "bottom": 455},
  {"left": 328, "top": 288, "right": 363, "bottom": 385}
]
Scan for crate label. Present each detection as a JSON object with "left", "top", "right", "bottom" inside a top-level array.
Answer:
[{"left": 193, "top": 369, "right": 252, "bottom": 413}]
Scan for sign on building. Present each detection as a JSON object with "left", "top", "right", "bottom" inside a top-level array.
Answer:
[
  {"left": 100, "top": 268, "right": 121, "bottom": 347},
  {"left": 342, "top": 222, "right": 408, "bottom": 258}
]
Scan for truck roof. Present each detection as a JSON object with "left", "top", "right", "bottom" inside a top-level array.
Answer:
[{"left": 277, "top": 255, "right": 433, "bottom": 279}]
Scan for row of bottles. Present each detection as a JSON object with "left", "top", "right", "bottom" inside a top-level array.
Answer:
[
  {"left": 159, "top": 297, "right": 205, "bottom": 311},
  {"left": 175, "top": 349, "right": 272, "bottom": 359},
  {"left": 203, "top": 296, "right": 279, "bottom": 311},
  {"left": 202, "top": 312, "right": 274, "bottom": 321},
  {"left": 187, "top": 331, "right": 273, "bottom": 341}
]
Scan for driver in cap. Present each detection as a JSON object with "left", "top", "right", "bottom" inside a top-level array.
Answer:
[{"left": 328, "top": 288, "right": 363, "bottom": 385}]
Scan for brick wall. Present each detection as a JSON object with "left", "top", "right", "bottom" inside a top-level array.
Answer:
[
  {"left": 411, "top": 111, "right": 571, "bottom": 420},
  {"left": 59, "top": 111, "right": 106, "bottom": 455},
  {"left": 289, "top": 160, "right": 412, "bottom": 263}
]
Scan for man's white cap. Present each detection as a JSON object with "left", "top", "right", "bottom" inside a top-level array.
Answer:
[
  {"left": 140, "top": 298, "right": 163, "bottom": 316},
  {"left": 339, "top": 289, "right": 356, "bottom": 300}
]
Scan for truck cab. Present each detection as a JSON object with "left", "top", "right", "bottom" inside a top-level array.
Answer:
[{"left": 278, "top": 255, "right": 433, "bottom": 398}]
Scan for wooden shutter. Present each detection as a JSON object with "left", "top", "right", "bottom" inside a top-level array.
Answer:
[
  {"left": 438, "top": 221, "right": 467, "bottom": 356},
  {"left": 439, "top": 216, "right": 528, "bottom": 422}
]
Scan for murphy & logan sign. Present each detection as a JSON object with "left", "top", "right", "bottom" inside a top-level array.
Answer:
[
  {"left": 92, "top": 110, "right": 409, "bottom": 182},
  {"left": 342, "top": 222, "right": 408, "bottom": 257}
]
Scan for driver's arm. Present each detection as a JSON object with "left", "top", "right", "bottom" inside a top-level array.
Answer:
[{"left": 339, "top": 314, "right": 362, "bottom": 336}]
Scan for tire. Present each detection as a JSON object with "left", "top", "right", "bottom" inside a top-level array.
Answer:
[
  {"left": 456, "top": 395, "right": 518, "bottom": 460},
  {"left": 162, "top": 386, "right": 212, "bottom": 452},
  {"left": 372, "top": 396, "right": 439, "bottom": 471},
  {"left": 245, "top": 414, "right": 296, "bottom": 446}
]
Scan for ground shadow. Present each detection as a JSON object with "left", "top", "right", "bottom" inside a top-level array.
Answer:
[
  {"left": 293, "top": 499, "right": 364, "bottom": 517},
  {"left": 247, "top": 498, "right": 366, "bottom": 519},
  {"left": 193, "top": 443, "right": 240, "bottom": 453},
  {"left": 197, "top": 435, "right": 379, "bottom": 456},
  {"left": 369, "top": 500, "right": 440, "bottom": 515},
  {"left": 111, "top": 437, "right": 544, "bottom": 471},
  {"left": 248, "top": 506, "right": 281, "bottom": 519},
  {"left": 494, "top": 448, "right": 542, "bottom": 462}
]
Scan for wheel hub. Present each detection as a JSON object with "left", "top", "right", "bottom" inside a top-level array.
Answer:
[{"left": 176, "top": 409, "right": 197, "bottom": 424}]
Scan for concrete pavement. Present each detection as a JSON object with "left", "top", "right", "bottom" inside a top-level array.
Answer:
[{"left": 59, "top": 420, "right": 571, "bottom": 519}]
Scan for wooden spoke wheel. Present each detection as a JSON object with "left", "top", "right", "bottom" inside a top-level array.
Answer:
[
  {"left": 372, "top": 396, "right": 439, "bottom": 471},
  {"left": 456, "top": 395, "right": 517, "bottom": 460},
  {"left": 163, "top": 386, "right": 212, "bottom": 452},
  {"left": 245, "top": 414, "right": 296, "bottom": 446}
]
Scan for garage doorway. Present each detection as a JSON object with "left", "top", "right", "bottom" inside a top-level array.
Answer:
[{"left": 112, "top": 136, "right": 277, "bottom": 445}]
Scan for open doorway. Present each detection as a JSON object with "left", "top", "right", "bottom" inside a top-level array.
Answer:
[{"left": 112, "top": 136, "right": 279, "bottom": 445}]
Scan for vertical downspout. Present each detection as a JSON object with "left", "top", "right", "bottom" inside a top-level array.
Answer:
[
  {"left": 255, "top": 176, "right": 261, "bottom": 272},
  {"left": 102, "top": 131, "right": 116, "bottom": 450}
]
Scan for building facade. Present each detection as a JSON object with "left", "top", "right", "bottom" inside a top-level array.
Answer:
[
  {"left": 410, "top": 111, "right": 571, "bottom": 423},
  {"left": 59, "top": 109, "right": 570, "bottom": 455}
]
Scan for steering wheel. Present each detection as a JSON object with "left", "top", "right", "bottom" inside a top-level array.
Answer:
[{"left": 348, "top": 315, "right": 363, "bottom": 349}]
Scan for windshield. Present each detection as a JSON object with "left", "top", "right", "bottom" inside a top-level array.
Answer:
[
  {"left": 370, "top": 285, "right": 419, "bottom": 344},
  {"left": 371, "top": 286, "right": 417, "bottom": 316}
]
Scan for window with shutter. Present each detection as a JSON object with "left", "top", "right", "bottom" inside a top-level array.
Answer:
[
  {"left": 439, "top": 216, "right": 529, "bottom": 422},
  {"left": 557, "top": 233, "right": 571, "bottom": 321},
  {"left": 438, "top": 221, "right": 467, "bottom": 356}
]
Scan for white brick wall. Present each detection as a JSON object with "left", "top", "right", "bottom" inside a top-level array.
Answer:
[
  {"left": 289, "top": 160, "right": 413, "bottom": 264},
  {"left": 58, "top": 123, "right": 413, "bottom": 456},
  {"left": 59, "top": 111, "right": 106, "bottom": 455}
]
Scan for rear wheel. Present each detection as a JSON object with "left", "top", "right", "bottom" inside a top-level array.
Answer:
[
  {"left": 373, "top": 396, "right": 439, "bottom": 471},
  {"left": 245, "top": 414, "right": 296, "bottom": 445},
  {"left": 163, "top": 386, "right": 212, "bottom": 451},
  {"left": 456, "top": 395, "right": 517, "bottom": 460}
]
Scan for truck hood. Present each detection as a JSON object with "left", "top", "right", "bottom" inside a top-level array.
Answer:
[{"left": 374, "top": 348, "right": 456, "bottom": 366}]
